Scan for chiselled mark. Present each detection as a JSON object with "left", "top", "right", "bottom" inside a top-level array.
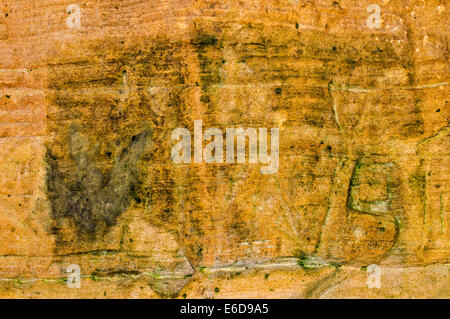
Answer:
[
  {"left": 328, "top": 83, "right": 372, "bottom": 93},
  {"left": 314, "top": 156, "right": 357, "bottom": 257},
  {"left": 303, "top": 267, "right": 339, "bottom": 298},
  {"left": 118, "top": 69, "right": 130, "bottom": 112},
  {"left": 346, "top": 160, "right": 396, "bottom": 217},
  {"left": 377, "top": 215, "right": 401, "bottom": 263},
  {"left": 416, "top": 126, "right": 450, "bottom": 148},
  {"left": 304, "top": 267, "right": 358, "bottom": 299},
  {"left": 46, "top": 125, "right": 152, "bottom": 241},
  {"left": 423, "top": 173, "right": 427, "bottom": 231},
  {"left": 327, "top": 80, "right": 342, "bottom": 131},
  {"left": 346, "top": 160, "right": 400, "bottom": 262},
  {"left": 405, "top": 82, "right": 449, "bottom": 90},
  {"left": 346, "top": 158, "right": 361, "bottom": 217},
  {"left": 440, "top": 194, "right": 445, "bottom": 235},
  {"left": 314, "top": 157, "right": 345, "bottom": 254},
  {"left": 314, "top": 156, "right": 400, "bottom": 264}
]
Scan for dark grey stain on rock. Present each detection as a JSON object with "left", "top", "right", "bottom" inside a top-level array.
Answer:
[
  {"left": 44, "top": 37, "right": 189, "bottom": 248},
  {"left": 46, "top": 125, "right": 152, "bottom": 240}
]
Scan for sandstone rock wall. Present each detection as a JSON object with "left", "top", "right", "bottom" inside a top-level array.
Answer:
[{"left": 0, "top": 0, "right": 448, "bottom": 298}]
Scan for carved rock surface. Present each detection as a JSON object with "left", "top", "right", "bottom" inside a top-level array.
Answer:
[{"left": 0, "top": 0, "right": 448, "bottom": 298}]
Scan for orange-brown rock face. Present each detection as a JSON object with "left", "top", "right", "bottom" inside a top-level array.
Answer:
[{"left": 0, "top": 0, "right": 448, "bottom": 298}]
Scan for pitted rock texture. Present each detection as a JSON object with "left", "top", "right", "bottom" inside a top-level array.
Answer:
[{"left": 0, "top": 0, "right": 448, "bottom": 298}]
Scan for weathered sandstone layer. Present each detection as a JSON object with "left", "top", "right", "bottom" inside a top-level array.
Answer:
[{"left": 0, "top": 0, "right": 448, "bottom": 298}]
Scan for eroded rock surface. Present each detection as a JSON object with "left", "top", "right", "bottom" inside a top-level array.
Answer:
[{"left": 0, "top": 0, "right": 448, "bottom": 298}]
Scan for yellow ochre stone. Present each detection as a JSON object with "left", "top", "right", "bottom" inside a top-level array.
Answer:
[{"left": 0, "top": 0, "right": 448, "bottom": 298}]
